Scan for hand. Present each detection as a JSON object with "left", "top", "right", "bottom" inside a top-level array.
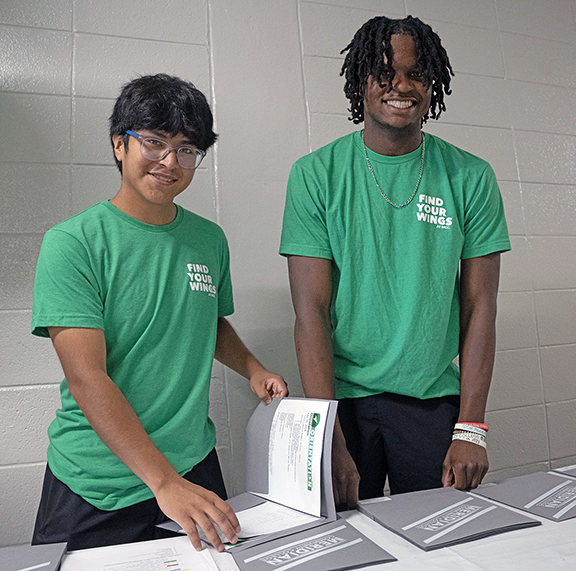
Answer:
[
  {"left": 332, "top": 434, "right": 360, "bottom": 510},
  {"left": 249, "top": 370, "right": 288, "bottom": 404},
  {"left": 155, "top": 476, "right": 241, "bottom": 552},
  {"left": 442, "top": 439, "right": 489, "bottom": 490}
]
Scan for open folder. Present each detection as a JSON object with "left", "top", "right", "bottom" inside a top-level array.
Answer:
[
  {"left": 159, "top": 397, "right": 338, "bottom": 551},
  {"left": 224, "top": 397, "right": 339, "bottom": 551}
]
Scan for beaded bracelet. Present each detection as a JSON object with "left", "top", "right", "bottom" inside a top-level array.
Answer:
[
  {"left": 452, "top": 431, "right": 486, "bottom": 449},
  {"left": 454, "top": 423, "right": 488, "bottom": 436}
]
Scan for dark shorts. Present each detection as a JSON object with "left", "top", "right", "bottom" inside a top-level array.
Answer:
[
  {"left": 31, "top": 448, "right": 227, "bottom": 550},
  {"left": 338, "top": 392, "right": 459, "bottom": 500}
]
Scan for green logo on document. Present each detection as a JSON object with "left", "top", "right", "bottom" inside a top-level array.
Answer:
[{"left": 307, "top": 413, "right": 321, "bottom": 491}]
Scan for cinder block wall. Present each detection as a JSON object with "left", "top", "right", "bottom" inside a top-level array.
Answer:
[{"left": 1, "top": 0, "right": 575, "bottom": 546}]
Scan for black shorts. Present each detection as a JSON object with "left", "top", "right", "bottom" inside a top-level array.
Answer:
[
  {"left": 31, "top": 448, "right": 227, "bottom": 550},
  {"left": 338, "top": 392, "right": 459, "bottom": 500}
]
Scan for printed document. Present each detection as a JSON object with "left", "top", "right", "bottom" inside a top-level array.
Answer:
[
  {"left": 256, "top": 398, "right": 329, "bottom": 516},
  {"left": 236, "top": 501, "right": 320, "bottom": 538},
  {"left": 59, "top": 536, "right": 218, "bottom": 571}
]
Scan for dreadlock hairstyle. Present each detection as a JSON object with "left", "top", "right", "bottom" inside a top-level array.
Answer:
[{"left": 340, "top": 15, "right": 454, "bottom": 124}]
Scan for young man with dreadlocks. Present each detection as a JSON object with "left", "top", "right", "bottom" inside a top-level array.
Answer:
[
  {"left": 280, "top": 16, "right": 509, "bottom": 508},
  {"left": 31, "top": 74, "right": 287, "bottom": 551}
]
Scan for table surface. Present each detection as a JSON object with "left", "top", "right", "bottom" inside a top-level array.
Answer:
[
  {"left": 209, "top": 508, "right": 576, "bottom": 571},
  {"left": 60, "top": 507, "right": 576, "bottom": 571}
]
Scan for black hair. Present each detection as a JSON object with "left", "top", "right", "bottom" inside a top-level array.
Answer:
[
  {"left": 340, "top": 15, "right": 454, "bottom": 124},
  {"left": 109, "top": 73, "right": 218, "bottom": 172}
]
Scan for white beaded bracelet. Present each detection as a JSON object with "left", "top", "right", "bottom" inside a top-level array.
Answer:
[{"left": 452, "top": 431, "right": 486, "bottom": 448}]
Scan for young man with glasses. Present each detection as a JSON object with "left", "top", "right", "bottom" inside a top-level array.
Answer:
[
  {"left": 31, "top": 74, "right": 287, "bottom": 551},
  {"left": 280, "top": 16, "right": 510, "bottom": 509}
]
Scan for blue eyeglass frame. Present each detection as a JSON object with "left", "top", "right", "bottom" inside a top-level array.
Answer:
[{"left": 125, "top": 130, "right": 206, "bottom": 169}]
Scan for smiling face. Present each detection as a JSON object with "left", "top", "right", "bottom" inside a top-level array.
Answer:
[
  {"left": 112, "top": 130, "right": 196, "bottom": 223},
  {"left": 363, "top": 34, "right": 432, "bottom": 143}
]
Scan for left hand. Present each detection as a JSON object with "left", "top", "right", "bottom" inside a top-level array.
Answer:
[
  {"left": 249, "top": 370, "right": 288, "bottom": 404},
  {"left": 441, "top": 439, "right": 488, "bottom": 490}
]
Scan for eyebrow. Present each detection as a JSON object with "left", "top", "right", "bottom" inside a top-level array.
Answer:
[{"left": 145, "top": 130, "right": 194, "bottom": 146}]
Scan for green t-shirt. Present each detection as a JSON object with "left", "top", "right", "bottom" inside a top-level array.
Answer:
[
  {"left": 32, "top": 201, "right": 234, "bottom": 510},
  {"left": 280, "top": 131, "right": 510, "bottom": 400}
]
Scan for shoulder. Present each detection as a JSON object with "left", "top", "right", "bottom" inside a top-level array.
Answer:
[
  {"left": 426, "top": 133, "right": 492, "bottom": 174},
  {"left": 49, "top": 202, "right": 109, "bottom": 232},
  {"left": 292, "top": 131, "right": 359, "bottom": 172},
  {"left": 43, "top": 202, "right": 111, "bottom": 246},
  {"left": 179, "top": 207, "right": 228, "bottom": 242}
]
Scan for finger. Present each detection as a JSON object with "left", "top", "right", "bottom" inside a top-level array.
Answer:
[
  {"left": 452, "top": 465, "right": 469, "bottom": 490},
  {"left": 193, "top": 513, "right": 226, "bottom": 552},
  {"left": 274, "top": 378, "right": 289, "bottom": 398},
  {"left": 205, "top": 502, "right": 241, "bottom": 545},
  {"left": 333, "top": 478, "right": 342, "bottom": 508},
  {"left": 214, "top": 498, "right": 241, "bottom": 534},
  {"left": 441, "top": 465, "right": 454, "bottom": 488},
  {"left": 253, "top": 381, "right": 273, "bottom": 404},
  {"left": 270, "top": 378, "right": 288, "bottom": 399},
  {"left": 469, "top": 464, "right": 487, "bottom": 489},
  {"left": 346, "top": 479, "right": 359, "bottom": 510},
  {"left": 180, "top": 520, "right": 204, "bottom": 552}
]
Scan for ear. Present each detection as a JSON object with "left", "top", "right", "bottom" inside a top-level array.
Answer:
[{"left": 112, "top": 134, "right": 126, "bottom": 163}]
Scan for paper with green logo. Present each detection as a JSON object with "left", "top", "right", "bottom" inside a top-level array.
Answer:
[
  {"left": 255, "top": 399, "right": 328, "bottom": 517},
  {"left": 157, "top": 397, "right": 338, "bottom": 553}
]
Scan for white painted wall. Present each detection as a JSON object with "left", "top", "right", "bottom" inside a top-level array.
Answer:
[{"left": 1, "top": 0, "right": 575, "bottom": 547}]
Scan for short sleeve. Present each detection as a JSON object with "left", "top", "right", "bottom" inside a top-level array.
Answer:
[
  {"left": 279, "top": 162, "right": 333, "bottom": 260},
  {"left": 31, "top": 229, "right": 104, "bottom": 337},
  {"left": 217, "top": 230, "right": 234, "bottom": 317},
  {"left": 461, "top": 164, "right": 511, "bottom": 259}
]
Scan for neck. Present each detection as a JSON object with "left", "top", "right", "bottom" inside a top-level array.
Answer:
[
  {"left": 110, "top": 193, "right": 177, "bottom": 225},
  {"left": 362, "top": 122, "right": 423, "bottom": 156}
]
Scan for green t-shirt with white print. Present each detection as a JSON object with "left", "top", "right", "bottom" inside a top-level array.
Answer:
[
  {"left": 32, "top": 201, "right": 234, "bottom": 510},
  {"left": 280, "top": 131, "right": 510, "bottom": 400}
]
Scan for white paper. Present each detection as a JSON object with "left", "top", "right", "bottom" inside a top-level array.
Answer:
[
  {"left": 59, "top": 536, "right": 218, "bottom": 571},
  {"left": 236, "top": 501, "right": 320, "bottom": 538},
  {"left": 257, "top": 399, "right": 329, "bottom": 516}
]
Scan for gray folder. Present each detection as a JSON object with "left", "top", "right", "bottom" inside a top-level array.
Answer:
[
  {"left": 158, "top": 398, "right": 338, "bottom": 553},
  {"left": 475, "top": 470, "right": 576, "bottom": 521},
  {"left": 358, "top": 486, "right": 540, "bottom": 551},
  {"left": 226, "top": 397, "right": 338, "bottom": 552},
  {"left": 0, "top": 542, "right": 67, "bottom": 571},
  {"left": 551, "top": 464, "right": 576, "bottom": 478},
  {"left": 231, "top": 518, "right": 396, "bottom": 571}
]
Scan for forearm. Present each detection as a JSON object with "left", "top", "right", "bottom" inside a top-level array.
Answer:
[
  {"left": 457, "top": 253, "right": 500, "bottom": 422},
  {"left": 294, "top": 310, "right": 336, "bottom": 399},
  {"left": 68, "top": 368, "right": 180, "bottom": 494},
  {"left": 214, "top": 317, "right": 266, "bottom": 378},
  {"left": 214, "top": 317, "right": 287, "bottom": 402},
  {"left": 458, "top": 303, "right": 496, "bottom": 422}
]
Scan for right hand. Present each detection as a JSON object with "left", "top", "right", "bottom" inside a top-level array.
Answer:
[
  {"left": 155, "top": 476, "right": 241, "bottom": 552},
  {"left": 332, "top": 434, "right": 360, "bottom": 510}
]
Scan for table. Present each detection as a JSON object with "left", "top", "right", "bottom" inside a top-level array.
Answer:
[
  {"left": 60, "top": 508, "right": 576, "bottom": 570},
  {"left": 210, "top": 509, "right": 576, "bottom": 571}
]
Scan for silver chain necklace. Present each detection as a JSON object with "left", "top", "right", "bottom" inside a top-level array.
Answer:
[{"left": 361, "top": 130, "right": 425, "bottom": 209}]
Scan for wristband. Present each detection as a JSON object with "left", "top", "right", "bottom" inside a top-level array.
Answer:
[
  {"left": 452, "top": 432, "right": 486, "bottom": 448},
  {"left": 457, "top": 422, "right": 488, "bottom": 432},
  {"left": 454, "top": 423, "right": 487, "bottom": 436}
]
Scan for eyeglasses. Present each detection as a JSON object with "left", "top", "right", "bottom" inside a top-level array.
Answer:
[{"left": 125, "top": 130, "right": 206, "bottom": 169}]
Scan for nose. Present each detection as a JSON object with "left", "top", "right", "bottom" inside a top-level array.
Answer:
[
  {"left": 159, "top": 148, "right": 179, "bottom": 168},
  {"left": 391, "top": 72, "right": 411, "bottom": 93}
]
